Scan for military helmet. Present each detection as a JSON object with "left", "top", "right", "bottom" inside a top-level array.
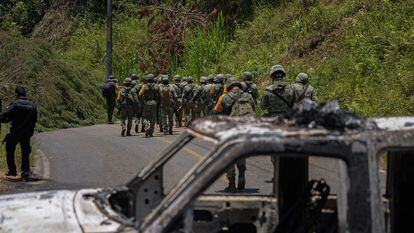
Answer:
[
  {"left": 187, "top": 76, "right": 194, "bottom": 83},
  {"left": 131, "top": 73, "right": 138, "bottom": 80},
  {"left": 227, "top": 78, "right": 243, "bottom": 91},
  {"left": 269, "top": 64, "right": 286, "bottom": 77},
  {"left": 215, "top": 74, "right": 225, "bottom": 83},
  {"left": 200, "top": 76, "right": 208, "bottom": 84},
  {"left": 146, "top": 74, "right": 155, "bottom": 82},
  {"left": 123, "top": 78, "right": 132, "bottom": 85},
  {"left": 174, "top": 75, "right": 181, "bottom": 82},
  {"left": 242, "top": 72, "right": 253, "bottom": 81},
  {"left": 296, "top": 72, "right": 309, "bottom": 84},
  {"left": 207, "top": 74, "right": 215, "bottom": 82},
  {"left": 162, "top": 76, "right": 169, "bottom": 84}
]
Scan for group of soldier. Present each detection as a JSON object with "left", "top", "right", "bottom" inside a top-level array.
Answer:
[
  {"left": 103, "top": 64, "right": 316, "bottom": 192},
  {"left": 103, "top": 64, "right": 317, "bottom": 139}
]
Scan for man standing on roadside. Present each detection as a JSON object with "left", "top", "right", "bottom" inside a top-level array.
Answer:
[
  {"left": 102, "top": 75, "right": 118, "bottom": 124},
  {"left": 0, "top": 86, "right": 37, "bottom": 181}
]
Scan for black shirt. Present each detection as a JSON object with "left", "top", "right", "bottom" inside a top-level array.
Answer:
[{"left": 0, "top": 97, "right": 37, "bottom": 136}]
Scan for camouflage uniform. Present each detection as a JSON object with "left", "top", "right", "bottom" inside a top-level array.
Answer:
[
  {"left": 191, "top": 76, "right": 207, "bottom": 120},
  {"left": 172, "top": 75, "right": 183, "bottom": 128},
  {"left": 155, "top": 76, "right": 163, "bottom": 132},
  {"left": 159, "top": 76, "right": 177, "bottom": 135},
  {"left": 181, "top": 77, "right": 196, "bottom": 126},
  {"left": 131, "top": 74, "right": 144, "bottom": 133},
  {"left": 118, "top": 78, "right": 139, "bottom": 136},
  {"left": 260, "top": 65, "right": 296, "bottom": 183},
  {"left": 291, "top": 73, "right": 318, "bottom": 104},
  {"left": 215, "top": 79, "right": 255, "bottom": 192},
  {"left": 260, "top": 65, "right": 296, "bottom": 117},
  {"left": 202, "top": 75, "right": 215, "bottom": 116},
  {"left": 241, "top": 72, "right": 259, "bottom": 103},
  {"left": 211, "top": 74, "right": 225, "bottom": 110},
  {"left": 139, "top": 74, "right": 159, "bottom": 137}
]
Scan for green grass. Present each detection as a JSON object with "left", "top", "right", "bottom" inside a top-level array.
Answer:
[
  {"left": 175, "top": 0, "right": 413, "bottom": 117},
  {"left": 0, "top": 30, "right": 106, "bottom": 131}
]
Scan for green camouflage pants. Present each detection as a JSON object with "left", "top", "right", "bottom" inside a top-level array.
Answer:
[
  {"left": 143, "top": 103, "right": 157, "bottom": 136},
  {"left": 161, "top": 105, "right": 174, "bottom": 132},
  {"left": 120, "top": 105, "right": 134, "bottom": 131}
]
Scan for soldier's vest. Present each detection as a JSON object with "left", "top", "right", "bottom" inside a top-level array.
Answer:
[
  {"left": 265, "top": 83, "right": 295, "bottom": 115},
  {"left": 121, "top": 87, "right": 135, "bottom": 106},
  {"left": 160, "top": 85, "right": 174, "bottom": 106},
  {"left": 143, "top": 84, "right": 157, "bottom": 105},
  {"left": 183, "top": 84, "right": 195, "bottom": 100},
  {"left": 230, "top": 93, "right": 255, "bottom": 117},
  {"left": 174, "top": 84, "right": 182, "bottom": 99}
]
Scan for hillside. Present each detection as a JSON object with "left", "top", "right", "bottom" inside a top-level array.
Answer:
[{"left": 0, "top": 0, "right": 412, "bottom": 132}]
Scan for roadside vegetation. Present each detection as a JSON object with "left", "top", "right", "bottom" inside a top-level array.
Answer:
[{"left": 0, "top": 0, "right": 412, "bottom": 133}]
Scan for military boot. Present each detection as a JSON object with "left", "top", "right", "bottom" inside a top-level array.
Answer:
[
  {"left": 127, "top": 130, "right": 132, "bottom": 136},
  {"left": 121, "top": 128, "right": 126, "bottom": 137},
  {"left": 224, "top": 177, "right": 236, "bottom": 193},
  {"left": 237, "top": 172, "right": 246, "bottom": 190}
]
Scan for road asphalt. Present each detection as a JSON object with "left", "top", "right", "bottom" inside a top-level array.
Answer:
[{"left": 31, "top": 123, "right": 346, "bottom": 195}]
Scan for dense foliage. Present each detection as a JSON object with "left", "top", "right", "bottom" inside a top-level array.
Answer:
[{"left": 0, "top": 0, "right": 412, "bottom": 133}]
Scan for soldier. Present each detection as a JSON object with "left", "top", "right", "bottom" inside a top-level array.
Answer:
[
  {"left": 0, "top": 86, "right": 37, "bottom": 181},
  {"left": 260, "top": 64, "right": 296, "bottom": 117},
  {"left": 210, "top": 74, "right": 225, "bottom": 108},
  {"left": 155, "top": 76, "right": 163, "bottom": 133},
  {"left": 191, "top": 76, "right": 207, "bottom": 120},
  {"left": 181, "top": 77, "right": 196, "bottom": 126},
  {"left": 172, "top": 75, "right": 183, "bottom": 128},
  {"left": 102, "top": 75, "right": 118, "bottom": 124},
  {"left": 214, "top": 79, "right": 255, "bottom": 192},
  {"left": 241, "top": 72, "right": 259, "bottom": 103},
  {"left": 202, "top": 75, "right": 215, "bottom": 116},
  {"left": 117, "top": 78, "right": 138, "bottom": 137},
  {"left": 260, "top": 64, "right": 296, "bottom": 182},
  {"left": 139, "top": 74, "right": 159, "bottom": 138},
  {"left": 291, "top": 72, "right": 318, "bottom": 104},
  {"left": 131, "top": 74, "right": 143, "bottom": 133},
  {"left": 159, "top": 76, "right": 177, "bottom": 135}
]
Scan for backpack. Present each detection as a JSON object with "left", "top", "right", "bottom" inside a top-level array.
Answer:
[
  {"left": 121, "top": 87, "right": 135, "bottom": 105},
  {"left": 230, "top": 93, "right": 255, "bottom": 117},
  {"left": 160, "top": 85, "right": 173, "bottom": 105},
  {"left": 102, "top": 82, "right": 115, "bottom": 97}
]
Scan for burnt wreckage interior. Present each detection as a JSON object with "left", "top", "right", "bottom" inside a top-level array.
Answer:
[{"left": 101, "top": 101, "right": 414, "bottom": 233}]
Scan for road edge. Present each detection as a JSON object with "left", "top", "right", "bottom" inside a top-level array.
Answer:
[{"left": 33, "top": 143, "right": 50, "bottom": 180}]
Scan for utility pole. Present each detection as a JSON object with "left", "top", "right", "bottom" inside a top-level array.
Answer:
[{"left": 105, "top": 0, "right": 113, "bottom": 81}]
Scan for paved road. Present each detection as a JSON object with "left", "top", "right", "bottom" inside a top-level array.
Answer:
[{"left": 33, "top": 124, "right": 346, "bottom": 195}]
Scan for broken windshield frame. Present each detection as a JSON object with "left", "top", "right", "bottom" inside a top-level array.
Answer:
[{"left": 138, "top": 136, "right": 365, "bottom": 233}]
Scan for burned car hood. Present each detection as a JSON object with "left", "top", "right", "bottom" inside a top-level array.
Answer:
[{"left": 0, "top": 189, "right": 123, "bottom": 233}]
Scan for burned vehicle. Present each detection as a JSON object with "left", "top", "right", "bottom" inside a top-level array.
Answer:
[{"left": 0, "top": 106, "right": 413, "bottom": 233}]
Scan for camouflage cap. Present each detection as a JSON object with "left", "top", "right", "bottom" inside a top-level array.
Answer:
[
  {"left": 123, "top": 78, "right": 132, "bottom": 85},
  {"left": 242, "top": 72, "right": 253, "bottom": 81},
  {"left": 269, "top": 64, "right": 286, "bottom": 77},
  {"left": 200, "top": 76, "right": 208, "bottom": 84},
  {"left": 174, "top": 75, "right": 181, "bottom": 81},
  {"left": 187, "top": 76, "right": 194, "bottom": 83},
  {"left": 207, "top": 74, "right": 215, "bottom": 82}
]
